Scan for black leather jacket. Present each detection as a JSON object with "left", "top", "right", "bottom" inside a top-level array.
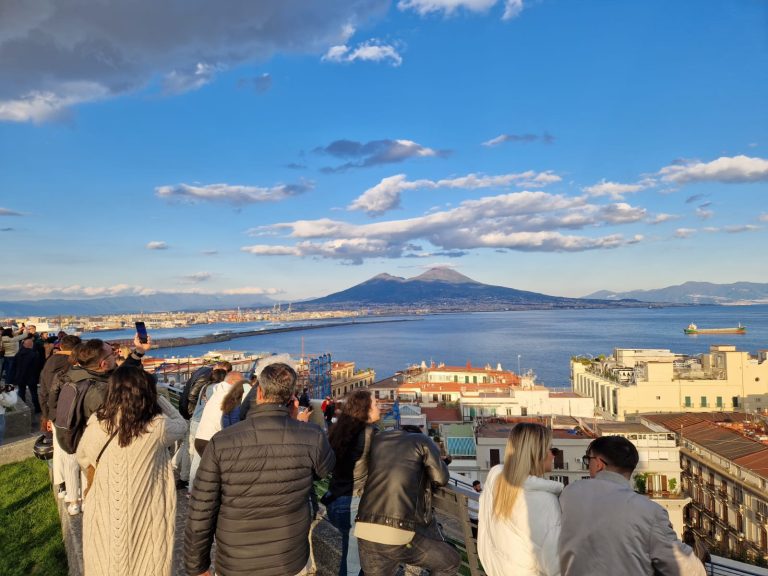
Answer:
[{"left": 356, "top": 429, "right": 449, "bottom": 535}]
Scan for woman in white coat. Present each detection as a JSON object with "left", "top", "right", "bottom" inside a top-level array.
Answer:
[{"left": 478, "top": 422, "right": 563, "bottom": 576}]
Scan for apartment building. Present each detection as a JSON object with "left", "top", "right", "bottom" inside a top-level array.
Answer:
[
  {"left": 571, "top": 346, "right": 768, "bottom": 421},
  {"left": 330, "top": 361, "right": 375, "bottom": 397},
  {"left": 644, "top": 413, "right": 768, "bottom": 563}
]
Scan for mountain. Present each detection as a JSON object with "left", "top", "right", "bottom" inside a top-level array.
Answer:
[
  {"left": 0, "top": 293, "right": 276, "bottom": 317},
  {"left": 585, "top": 281, "right": 768, "bottom": 305},
  {"left": 299, "top": 268, "right": 641, "bottom": 310}
]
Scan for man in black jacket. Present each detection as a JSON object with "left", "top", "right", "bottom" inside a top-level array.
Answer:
[
  {"left": 355, "top": 425, "right": 461, "bottom": 576},
  {"left": 185, "top": 362, "right": 335, "bottom": 576}
]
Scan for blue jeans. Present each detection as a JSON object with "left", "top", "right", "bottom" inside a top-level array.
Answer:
[
  {"left": 0, "top": 413, "right": 5, "bottom": 444},
  {"left": 327, "top": 495, "right": 362, "bottom": 576},
  {"left": 358, "top": 531, "right": 461, "bottom": 576}
]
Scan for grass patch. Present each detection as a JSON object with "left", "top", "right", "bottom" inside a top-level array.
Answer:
[{"left": 0, "top": 458, "right": 68, "bottom": 576}]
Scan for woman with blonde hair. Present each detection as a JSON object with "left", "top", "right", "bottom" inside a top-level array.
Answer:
[{"left": 478, "top": 422, "right": 563, "bottom": 576}]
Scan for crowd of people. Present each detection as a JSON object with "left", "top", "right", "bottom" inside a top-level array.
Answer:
[{"left": 2, "top": 323, "right": 713, "bottom": 576}]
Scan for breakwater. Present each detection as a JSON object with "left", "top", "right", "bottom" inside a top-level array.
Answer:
[{"left": 112, "top": 318, "right": 415, "bottom": 350}]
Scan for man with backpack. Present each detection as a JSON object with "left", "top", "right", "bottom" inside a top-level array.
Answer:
[
  {"left": 51, "top": 333, "right": 151, "bottom": 514},
  {"left": 41, "top": 335, "right": 81, "bottom": 502}
]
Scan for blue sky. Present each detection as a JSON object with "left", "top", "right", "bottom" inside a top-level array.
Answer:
[{"left": 1, "top": 0, "right": 766, "bottom": 303}]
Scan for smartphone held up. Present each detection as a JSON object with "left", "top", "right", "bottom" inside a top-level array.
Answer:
[{"left": 135, "top": 321, "right": 149, "bottom": 344}]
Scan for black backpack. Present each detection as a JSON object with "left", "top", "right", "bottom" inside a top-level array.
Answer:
[
  {"left": 54, "top": 374, "right": 92, "bottom": 454},
  {"left": 178, "top": 366, "right": 213, "bottom": 420}
]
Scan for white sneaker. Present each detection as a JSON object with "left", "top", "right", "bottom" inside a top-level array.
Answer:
[{"left": 67, "top": 502, "right": 81, "bottom": 516}]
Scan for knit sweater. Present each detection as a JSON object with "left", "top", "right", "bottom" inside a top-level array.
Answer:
[{"left": 76, "top": 396, "right": 186, "bottom": 576}]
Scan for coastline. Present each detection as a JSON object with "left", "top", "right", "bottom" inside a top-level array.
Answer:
[{"left": 110, "top": 318, "right": 417, "bottom": 350}]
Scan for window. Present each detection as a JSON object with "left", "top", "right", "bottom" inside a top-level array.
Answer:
[
  {"left": 473, "top": 376, "right": 477, "bottom": 384},
  {"left": 656, "top": 396, "right": 661, "bottom": 400},
  {"left": 374, "top": 391, "right": 380, "bottom": 399},
  {"left": 465, "top": 376, "right": 469, "bottom": 384},
  {"left": 442, "top": 394, "right": 451, "bottom": 402},
  {"left": 684, "top": 396, "right": 692, "bottom": 408},
  {"left": 700, "top": 396, "right": 707, "bottom": 408},
  {"left": 432, "top": 394, "right": 438, "bottom": 402},
  {"left": 732, "top": 396, "right": 740, "bottom": 408},
  {"left": 490, "top": 449, "right": 500, "bottom": 467},
  {"left": 453, "top": 376, "right": 458, "bottom": 383},
  {"left": 716, "top": 396, "right": 723, "bottom": 408}
]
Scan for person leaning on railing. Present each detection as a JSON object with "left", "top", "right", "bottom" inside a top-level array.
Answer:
[{"left": 559, "top": 436, "right": 706, "bottom": 576}]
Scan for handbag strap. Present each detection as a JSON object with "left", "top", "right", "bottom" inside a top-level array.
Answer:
[{"left": 95, "top": 431, "right": 118, "bottom": 465}]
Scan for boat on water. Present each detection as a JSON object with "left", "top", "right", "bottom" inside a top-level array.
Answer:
[{"left": 683, "top": 323, "right": 746, "bottom": 335}]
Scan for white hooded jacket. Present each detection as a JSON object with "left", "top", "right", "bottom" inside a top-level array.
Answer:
[{"left": 478, "top": 465, "right": 563, "bottom": 576}]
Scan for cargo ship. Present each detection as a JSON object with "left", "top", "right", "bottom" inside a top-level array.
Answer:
[{"left": 683, "top": 323, "right": 746, "bottom": 335}]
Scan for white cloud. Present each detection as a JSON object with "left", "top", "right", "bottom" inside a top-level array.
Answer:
[
  {"left": 502, "top": 0, "right": 524, "bottom": 19},
  {"left": 315, "top": 138, "right": 445, "bottom": 172},
  {"left": 244, "top": 190, "right": 647, "bottom": 263},
  {"left": 349, "top": 170, "right": 562, "bottom": 215},
  {"left": 322, "top": 40, "right": 403, "bottom": 66},
  {"left": 760, "top": 213, "right": 768, "bottom": 222},
  {"left": 398, "top": 0, "right": 499, "bottom": 17},
  {"left": 482, "top": 131, "right": 552, "bottom": 146},
  {"left": 0, "top": 283, "right": 280, "bottom": 300},
  {"left": 674, "top": 228, "right": 696, "bottom": 239},
  {"left": 0, "top": 208, "right": 23, "bottom": 216},
  {"left": 648, "top": 213, "right": 678, "bottom": 225},
  {"left": 723, "top": 224, "right": 760, "bottom": 234},
  {"left": 182, "top": 272, "right": 213, "bottom": 283},
  {"left": 658, "top": 155, "right": 768, "bottom": 184},
  {"left": 0, "top": 82, "right": 110, "bottom": 122},
  {"left": 163, "top": 62, "right": 219, "bottom": 95},
  {"left": 582, "top": 179, "right": 650, "bottom": 200},
  {"left": 0, "top": 1, "right": 388, "bottom": 122},
  {"left": 695, "top": 207, "right": 714, "bottom": 220},
  {"left": 155, "top": 181, "right": 312, "bottom": 204},
  {"left": 146, "top": 241, "right": 168, "bottom": 250}
]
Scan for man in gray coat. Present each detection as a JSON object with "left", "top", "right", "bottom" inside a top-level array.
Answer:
[{"left": 559, "top": 436, "right": 705, "bottom": 576}]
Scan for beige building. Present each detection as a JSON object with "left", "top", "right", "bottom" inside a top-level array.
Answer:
[
  {"left": 330, "top": 361, "right": 375, "bottom": 398},
  {"left": 644, "top": 413, "right": 768, "bottom": 564},
  {"left": 571, "top": 346, "right": 768, "bottom": 421}
]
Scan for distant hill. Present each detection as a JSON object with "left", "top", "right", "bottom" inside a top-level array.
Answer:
[
  {"left": 0, "top": 293, "right": 276, "bottom": 317},
  {"left": 585, "top": 281, "right": 768, "bottom": 305},
  {"left": 299, "top": 268, "right": 643, "bottom": 310}
]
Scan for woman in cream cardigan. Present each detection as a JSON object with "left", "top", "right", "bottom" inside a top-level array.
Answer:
[
  {"left": 478, "top": 422, "right": 563, "bottom": 576},
  {"left": 77, "top": 365, "right": 186, "bottom": 576}
]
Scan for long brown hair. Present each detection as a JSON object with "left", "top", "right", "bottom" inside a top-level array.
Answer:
[
  {"left": 328, "top": 390, "right": 373, "bottom": 462},
  {"left": 97, "top": 365, "right": 162, "bottom": 447}
]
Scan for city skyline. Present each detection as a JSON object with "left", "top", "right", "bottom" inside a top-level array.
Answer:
[{"left": 1, "top": 0, "right": 766, "bottom": 302}]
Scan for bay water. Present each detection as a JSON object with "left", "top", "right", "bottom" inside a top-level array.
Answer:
[{"left": 84, "top": 305, "right": 768, "bottom": 389}]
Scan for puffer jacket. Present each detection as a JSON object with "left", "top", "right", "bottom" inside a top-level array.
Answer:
[
  {"left": 478, "top": 466, "right": 563, "bottom": 576},
  {"left": 356, "top": 429, "right": 449, "bottom": 535},
  {"left": 184, "top": 403, "right": 335, "bottom": 576}
]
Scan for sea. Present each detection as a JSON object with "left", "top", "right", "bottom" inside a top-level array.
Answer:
[{"left": 82, "top": 305, "right": 768, "bottom": 389}]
